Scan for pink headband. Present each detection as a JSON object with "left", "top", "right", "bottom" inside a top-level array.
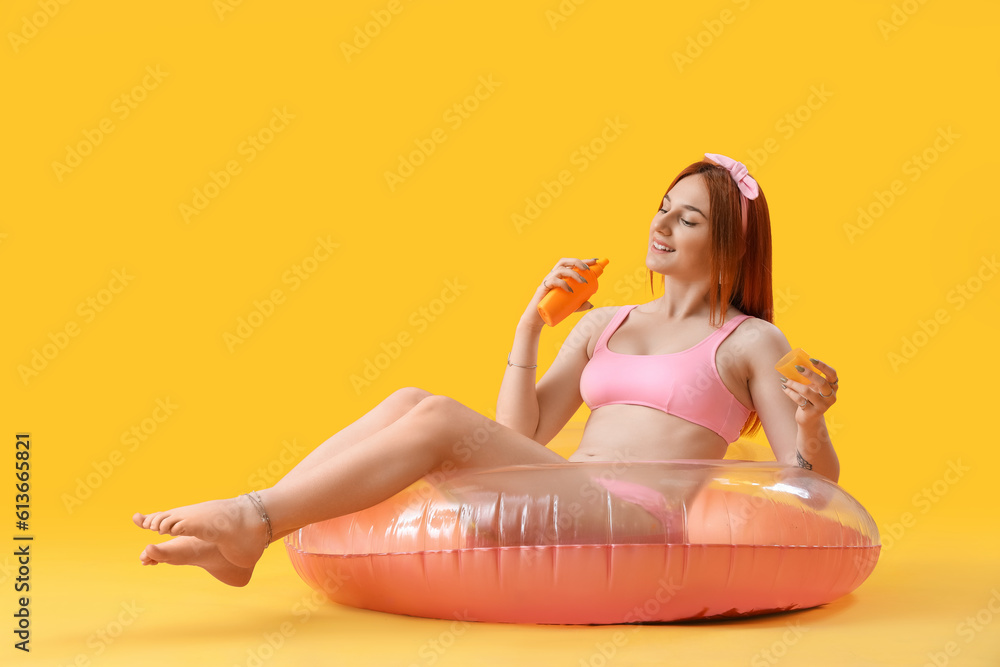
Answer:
[{"left": 704, "top": 152, "right": 759, "bottom": 235}]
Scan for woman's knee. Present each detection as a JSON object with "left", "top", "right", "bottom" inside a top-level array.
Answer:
[
  {"left": 407, "top": 393, "right": 458, "bottom": 417},
  {"left": 404, "top": 395, "right": 466, "bottom": 439},
  {"left": 390, "top": 387, "right": 434, "bottom": 410}
]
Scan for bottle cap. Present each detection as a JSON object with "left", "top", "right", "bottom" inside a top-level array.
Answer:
[{"left": 590, "top": 258, "right": 609, "bottom": 276}]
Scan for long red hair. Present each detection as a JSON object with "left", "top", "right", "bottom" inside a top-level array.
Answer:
[{"left": 646, "top": 157, "right": 773, "bottom": 438}]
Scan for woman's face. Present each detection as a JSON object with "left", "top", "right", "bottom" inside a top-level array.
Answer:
[{"left": 646, "top": 173, "right": 713, "bottom": 280}]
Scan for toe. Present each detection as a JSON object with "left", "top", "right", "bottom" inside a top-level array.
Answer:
[
  {"left": 154, "top": 514, "right": 175, "bottom": 534},
  {"left": 162, "top": 517, "right": 185, "bottom": 536}
]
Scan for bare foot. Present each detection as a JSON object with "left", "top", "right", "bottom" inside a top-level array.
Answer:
[
  {"left": 140, "top": 536, "right": 254, "bottom": 587},
  {"left": 132, "top": 494, "right": 267, "bottom": 569}
]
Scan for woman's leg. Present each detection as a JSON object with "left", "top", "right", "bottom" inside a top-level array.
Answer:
[
  {"left": 134, "top": 395, "right": 567, "bottom": 571},
  {"left": 136, "top": 387, "right": 434, "bottom": 585},
  {"left": 277, "top": 386, "right": 434, "bottom": 485}
]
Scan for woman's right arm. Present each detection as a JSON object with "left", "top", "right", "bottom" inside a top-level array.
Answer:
[
  {"left": 496, "top": 258, "right": 598, "bottom": 438},
  {"left": 495, "top": 318, "right": 545, "bottom": 437}
]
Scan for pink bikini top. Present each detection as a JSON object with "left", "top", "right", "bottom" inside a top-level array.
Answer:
[{"left": 579, "top": 304, "right": 753, "bottom": 443}]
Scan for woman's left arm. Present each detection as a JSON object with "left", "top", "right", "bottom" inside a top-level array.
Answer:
[
  {"left": 783, "top": 358, "right": 841, "bottom": 483},
  {"left": 744, "top": 323, "right": 841, "bottom": 484}
]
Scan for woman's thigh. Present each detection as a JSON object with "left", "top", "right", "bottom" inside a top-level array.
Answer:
[
  {"left": 278, "top": 386, "right": 436, "bottom": 480},
  {"left": 417, "top": 395, "right": 569, "bottom": 471}
]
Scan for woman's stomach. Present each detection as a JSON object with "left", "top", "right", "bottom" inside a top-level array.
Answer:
[{"left": 567, "top": 404, "right": 729, "bottom": 462}]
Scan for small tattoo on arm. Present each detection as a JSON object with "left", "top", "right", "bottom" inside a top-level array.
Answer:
[{"left": 796, "top": 451, "right": 813, "bottom": 470}]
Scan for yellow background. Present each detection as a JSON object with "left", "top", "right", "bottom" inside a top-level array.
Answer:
[{"left": 2, "top": 0, "right": 998, "bottom": 665}]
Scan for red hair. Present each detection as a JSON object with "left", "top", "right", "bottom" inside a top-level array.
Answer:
[{"left": 646, "top": 157, "right": 773, "bottom": 438}]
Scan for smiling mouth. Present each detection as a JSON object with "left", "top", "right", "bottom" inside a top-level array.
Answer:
[{"left": 652, "top": 240, "right": 675, "bottom": 252}]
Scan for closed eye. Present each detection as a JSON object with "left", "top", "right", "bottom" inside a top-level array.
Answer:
[{"left": 658, "top": 208, "right": 695, "bottom": 226}]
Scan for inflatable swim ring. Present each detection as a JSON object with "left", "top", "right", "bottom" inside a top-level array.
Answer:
[{"left": 284, "top": 459, "right": 880, "bottom": 624}]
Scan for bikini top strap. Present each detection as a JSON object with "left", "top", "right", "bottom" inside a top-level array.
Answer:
[
  {"left": 707, "top": 313, "right": 753, "bottom": 350},
  {"left": 595, "top": 305, "right": 637, "bottom": 352}
]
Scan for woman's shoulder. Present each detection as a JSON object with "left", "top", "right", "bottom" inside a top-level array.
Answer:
[
  {"left": 574, "top": 304, "right": 625, "bottom": 337},
  {"left": 725, "top": 311, "right": 789, "bottom": 354},
  {"left": 581, "top": 304, "right": 631, "bottom": 324}
]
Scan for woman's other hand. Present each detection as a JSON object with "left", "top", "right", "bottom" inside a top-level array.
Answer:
[{"left": 778, "top": 358, "right": 840, "bottom": 424}]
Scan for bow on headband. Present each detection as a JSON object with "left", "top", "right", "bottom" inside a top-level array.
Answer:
[{"left": 704, "top": 152, "right": 759, "bottom": 235}]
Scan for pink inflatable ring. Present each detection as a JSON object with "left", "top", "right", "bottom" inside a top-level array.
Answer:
[{"left": 284, "top": 460, "right": 880, "bottom": 624}]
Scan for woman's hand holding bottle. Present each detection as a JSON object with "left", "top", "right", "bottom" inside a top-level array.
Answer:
[{"left": 520, "top": 257, "right": 608, "bottom": 329}]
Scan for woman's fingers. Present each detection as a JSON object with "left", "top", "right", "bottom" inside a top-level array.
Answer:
[
  {"left": 551, "top": 272, "right": 582, "bottom": 293},
  {"left": 779, "top": 380, "right": 816, "bottom": 412},
  {"left": 779, "top": 381, "right": 806, "bottom": 405},
  {"left": 793, "top": 364, "right": 821, "bottom": 387},
  {"left": 554, "top": 258, "right": 597, "bottom": 276},
  {"left": 529, "top": 258, "right": 595, "bottom": 323},
  {"left": 547, "top": 258, "right": 595, "bottom": 292},
  {"left": 559, "top": 257, "right": 596, "bottom": 270},
  {"left": 808, "top": 357, "right": 840, "bottom": 387},
  {"left": 796, "top": 359, "right": 838, "bottom": 400},
  {"left": 779, "top": 357, "right": 838, "bottom": 413}
]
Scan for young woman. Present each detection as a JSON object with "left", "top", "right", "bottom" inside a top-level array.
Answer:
[{"left": 133, "top": 153, "right": 840, "bottom": 586}]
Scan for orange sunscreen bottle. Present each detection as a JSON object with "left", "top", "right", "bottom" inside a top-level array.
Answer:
[
  {"left": 537, "top": 258, "right": 609, "bottom": 327},
  {"left": 774, "top": 348, "right": 825, "bottom": 384}
]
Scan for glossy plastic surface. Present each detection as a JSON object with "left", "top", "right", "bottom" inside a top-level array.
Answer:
[{"left": 285, "top": 460, "right": 880, "bottom": 624}]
